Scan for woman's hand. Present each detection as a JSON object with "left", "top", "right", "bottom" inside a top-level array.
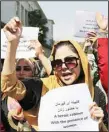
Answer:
[
  {"left": 83, "top": 32, "right": 97, "bottom": 53},
  {"left": 2, "top": 17, "right": 22, "bottom": 74},
  {"left": 89, "top": 102, "right": 104, "bottom": 124},
  {"left": 3, "top": 17, "right": 22, "bottom": 48},
  {"left": 28, "top": 40, "right": 44, "bottom": 58},
  {"left": 28, "top": 40, "right": 52, "bottom": 76},
  {"left": 96, "top": 12, "right": 108, "bottom": 31}
]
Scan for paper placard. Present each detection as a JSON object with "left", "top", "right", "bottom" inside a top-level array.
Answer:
[
  {"left": 1, "top": 27, "right": 39, "bottom": 58},
  {"left": 38, "top": 83, "right": 98, "bottom": 131},
  {"left": 74, "top": 10, "right": 99, "bottom": 38}
]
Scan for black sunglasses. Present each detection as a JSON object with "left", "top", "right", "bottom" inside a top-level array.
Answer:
[
  {"left": 16, "top": 66, "right": 32, "bottom": 71},
  {"left": 51, "top": 56, "right": 79, "bottom": 71}
]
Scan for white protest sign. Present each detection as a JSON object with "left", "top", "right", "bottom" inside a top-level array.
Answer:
[
  {"left": 1, "top": 27, "right": 39, "bottom": 58},
  {"left": 74, "top": 10, "right": 99, "bottom": 38},
  {"left": 38, "top": 83, "right": 99, "bottom": 131}
]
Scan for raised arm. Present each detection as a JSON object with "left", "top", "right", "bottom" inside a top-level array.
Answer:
[
  {"left": 1, "top": 17, "right": 43, "bottom": 99},
  {"left": 2, "top": 17, "right": 22, "bottom": 75},
  {"left": 1, "top": 17, "right": 27, "bottom": 101},
  {"left": 1, "top": 17, "right": 43, "bottom": 130},
  {"left": 96, "top": 12, "right": 108, "bottom": 95},
  {"left": 29, "top": 40, "right": 52, "bottom": 76}
]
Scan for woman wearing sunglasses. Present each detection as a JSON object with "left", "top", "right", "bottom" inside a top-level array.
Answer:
[
  {"left": 1, "top": 17, "right": 108, "bottom": 131},
  {"left": 16, "top": 58, "right": 40, "bottom": 80},
  {"left": 1, "top": 58, "right": 40, "bottom": 131}
]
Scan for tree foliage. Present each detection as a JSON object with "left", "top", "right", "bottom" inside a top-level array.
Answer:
[{"left": 28, "top": 9, "right": 48, "bottom": 45}]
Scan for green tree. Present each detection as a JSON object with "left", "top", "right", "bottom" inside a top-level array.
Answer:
[{"left": 28, "top": 9, "right": 48, "bottom": 45}]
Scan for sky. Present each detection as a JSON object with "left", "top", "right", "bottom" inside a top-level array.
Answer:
[{"left": 38, "top": 1, "right": 108, "bottom": 41}]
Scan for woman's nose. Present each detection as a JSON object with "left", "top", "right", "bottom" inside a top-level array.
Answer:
[
  {"left": 61, "top": 62, "right": 67, "bottom": 69},
  {"left": 20, "top": 68, "right": 24, "bottom": 74}
]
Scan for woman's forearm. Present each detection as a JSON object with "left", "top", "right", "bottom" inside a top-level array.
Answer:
[
  {"left": 1, "top": 17, "right": 26, "bottom": 101},
  {"left": 2, "top": 17, "right": 22, "bottom": 75},
  {"left": 38, "top": 54, "right": 52, "bottom": 76},
  {"left": 2, "top": 42, "right": 17, "bottom": 75}
]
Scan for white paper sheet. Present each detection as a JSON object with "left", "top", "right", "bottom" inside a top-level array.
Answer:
[
  {"left": 38, "top": 83, "right": 99, "bottom": 131},
  {"left": 74, "top": 10, "right": 99, "bottom": 38},
  {"left": 1, "top": 27, "right": 39, "bottom": 58}
]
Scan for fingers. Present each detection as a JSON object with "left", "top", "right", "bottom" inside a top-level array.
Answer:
[
  {"left": 28, "top": 40, "right": 44, "bottom": 58},
  {"left": 91, "top": 108, "right": 104, "bottom": 123},
  {"left": 96, "top": 12, "right": 102, "bottom": 27},
  {"left": 87, "top": 32, "right": 97, "bottom": 37},
  {"left": 29, "top": 40, "right": 42, "bottom": 48},
  {"left": 85, "top": 32, "right": 97, "bottom": 47},
  {"left": 90, "top": 106, "right": 102, "bottom": 117},
  {"left": 28, "top": 46, "right": 35, "bottom": 50},
  {"left": 93, "top": 111, "right": 104, "bottom": 118},
  {"left": 3, "top": 17, "right": 22, "bottom": 33},
  {"left": 11, "top": 17, "right": 22, "bottom": 28},
  {"left": 5, "top": 20, "right": 17, "bottom": 33},
  {"left": 89, "top": 102, "right": 104, "bottom": 123},
  {"left": 96, "top": 12, "right": 107, "bottom": 30},
  {"left": 89, "top": 102, "right": 97, "bottom": 119},
  {"left": 29, "top": 40, "right": 40, "bottom": 45},
  {"left": 13, "top": 17, "right": 21, "bottom": 24},
  {"left": 89, "top": 102, "right": 97, "bottom": 110}
]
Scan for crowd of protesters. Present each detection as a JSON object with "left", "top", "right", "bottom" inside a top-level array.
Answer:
[{"left": 1, "top": 12, "right": 108, "bottom": 131}]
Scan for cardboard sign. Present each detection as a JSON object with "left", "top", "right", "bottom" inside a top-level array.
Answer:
[
  {"left": 1, "top": 27, "right": 39, "bottom": 58},
  {"left": 74, "top": 10, "right": 99, "bottom": 37},
  {"left": 38, "top": 83, "right": 99, "bottom": 131}
]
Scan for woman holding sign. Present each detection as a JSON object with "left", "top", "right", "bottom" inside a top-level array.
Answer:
[
  {"left": 1, "top": 17, "right": 108, "bottom": 131},
  {"left": 83, "top": 12, "right": 108, "bottom": 112}
]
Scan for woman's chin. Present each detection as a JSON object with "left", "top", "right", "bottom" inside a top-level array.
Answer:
[{"left": 62, "top": 78, "right": 75, "bottom": 85}]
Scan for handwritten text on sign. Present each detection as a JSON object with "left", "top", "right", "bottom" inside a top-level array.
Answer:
[
  {"left": 1, "top": 27, "right": 39, "bottom": 58},
  {"left": 74, "top": 10, "right": 99, "bottom": 38},
  {"left": 38, "top": 83, "right": 98, "bottom": 131}
]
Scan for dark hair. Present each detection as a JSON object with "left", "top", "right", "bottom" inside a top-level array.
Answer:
[
  {"left": 1, "top": 59, "right": 4, "bottom": 72},
  {"left": 52, "top": 41, "right": 78, "bottom": 60}
]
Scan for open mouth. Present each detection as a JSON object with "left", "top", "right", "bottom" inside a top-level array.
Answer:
[{"left": 62, "top": 72, "right": 72, "bottom": 80}]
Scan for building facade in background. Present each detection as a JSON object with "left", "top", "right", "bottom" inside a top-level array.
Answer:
[{"left": 1, "top": 1, "right": 54, "bottom": 57}]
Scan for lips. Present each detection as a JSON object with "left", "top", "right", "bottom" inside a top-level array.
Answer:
[
  {"left": 62, "top": 72, "right": 72, "bottom": 80},
  {"left": 62, "top": 72, "right": 72, "bottom": 76}
]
